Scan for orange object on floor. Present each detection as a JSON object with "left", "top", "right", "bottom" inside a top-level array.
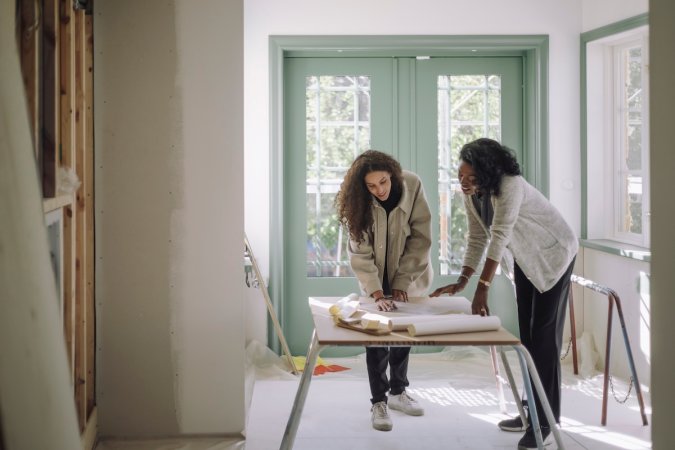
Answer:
[{"left": 292, "top": 356, "right": 350, "bottom": 376}]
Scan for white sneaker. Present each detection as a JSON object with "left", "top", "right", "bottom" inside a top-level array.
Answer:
[
  {"left": 388, "top": 391, "right": 424, "bottom": 416},
  {"left": 371, "top": 401, "right": 393, "bottom": 431}
]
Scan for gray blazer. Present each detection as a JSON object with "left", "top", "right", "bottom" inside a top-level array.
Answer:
[
  {"left": 348, "top": 170, "right": 433, "bottom": 297},
  {"left": 463, "top": 175, "right": 578, "bottom": 293}
]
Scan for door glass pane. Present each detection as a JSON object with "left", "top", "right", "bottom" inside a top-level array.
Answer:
[
  {"left": 437, "top": 75, "right": 502, "bottom": 275},
  {"left": 306, "top": 75, "right": 371, "bottom": 277}
]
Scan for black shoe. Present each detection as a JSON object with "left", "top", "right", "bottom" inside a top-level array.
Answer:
[
  {"left": 517, "top": 426, "right": 553, "bottom": 449},
  {"left": 498, "top": 414, "right": 527, "bottom": 432},
  {"left": 498, "top": 400, "right": 528, "bottom": 432}
]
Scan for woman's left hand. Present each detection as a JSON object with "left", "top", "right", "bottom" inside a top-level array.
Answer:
[
  {"left": 471, "top": 287, "right": 490, "bottom": 316},
  {"left": 375, "top": 298, "right": 397, "bottom": 312},
  {"left": 391, "top": 289, "right": 408, "bottom": 302}
]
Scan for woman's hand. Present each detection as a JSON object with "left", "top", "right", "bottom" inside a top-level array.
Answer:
[
  {"left": 371, "top": 290, "right": 398, "bottom": 311},
  {"left": 375, "top": 298, "right": 397, "bottom": 312},
  {"left": 430, "top": 276, "right": 469, "bottom": 297},
  {"left": 471, "top": 285, "right": 490, "bottom": 316},
  {"left": 391, "top": 289, "right": 408, "bottom": 302}
]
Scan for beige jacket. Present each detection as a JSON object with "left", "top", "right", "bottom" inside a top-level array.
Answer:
[
  {"left": 348, "top": 170, "right": 433, "bottom": 296},
  {"left": 463, "top": 175, "right": 578, "bottom": 293}
]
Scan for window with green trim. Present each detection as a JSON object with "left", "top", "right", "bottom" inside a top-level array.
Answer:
[{"left": 584, "top": 23, "right": 650, "bottom": 248}]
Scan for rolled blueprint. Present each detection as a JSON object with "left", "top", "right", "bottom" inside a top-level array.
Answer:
[
  {"left": 360, "top": 313, "right": 393, "bottom": 332},
  {"left": 407, "top": 315, "right": 501, "bottom": 337},
  {"left": 328, "top": 293, "right": 360, "bottom": 320},
  {"left": 389, "top": 314, "right": 468, "bottom": 331}
]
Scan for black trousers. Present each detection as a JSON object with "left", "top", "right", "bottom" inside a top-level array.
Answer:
[
  {"left": 514, "top": 257, "right": 575, "bottom": 427},
  {"left": 365, "top": 346, "right": 411, "bottom": 404}
]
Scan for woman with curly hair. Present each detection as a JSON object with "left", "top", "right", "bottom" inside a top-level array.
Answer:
[
  {"left": 431, "top": 138, "right": 578, "bottom": 450},
  {"left": 335, "top": 150, "right": 433, "bottom": 432}
]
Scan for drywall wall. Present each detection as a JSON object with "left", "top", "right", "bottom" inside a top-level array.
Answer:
[
  {"left": 95, "top": 0, "right": 244, "bottom": 437},
  {"left": 0, "top": 1, "right": 82, "bottom": 448},
  {"left": 582, "top": 0, "right": 648, "bottom": 31},
  {"left": 649, "top": 0, "right": 675, "bottom": 448}
]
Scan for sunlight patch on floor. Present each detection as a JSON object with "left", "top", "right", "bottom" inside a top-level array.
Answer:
[{"left": 560, "top": 416, "right": 651, "bottom": 449}]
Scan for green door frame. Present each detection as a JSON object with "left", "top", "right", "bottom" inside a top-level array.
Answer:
[{"left": 268, "top": 35, "right": 549, "bottom": 352}]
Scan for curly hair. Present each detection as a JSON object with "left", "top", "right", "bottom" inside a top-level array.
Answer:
[
  {"left": 459, "top": 138, "right": 521, "bottom": 196},
  {"left": 335, "top": 150, "right": 403, "bottom": 244}
]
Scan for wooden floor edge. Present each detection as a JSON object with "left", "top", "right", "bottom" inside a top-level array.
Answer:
[{"left": 81, "top": 406, "right": 98, "bottom": 450}]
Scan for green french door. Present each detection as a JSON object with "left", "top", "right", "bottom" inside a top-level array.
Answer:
[{"left": 283, "top": 56, "right": 522, "bottom": 355}]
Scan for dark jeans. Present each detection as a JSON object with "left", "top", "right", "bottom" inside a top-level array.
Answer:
[
  {"left": 515, "top": 256, "right": 576, "bottom": 427},
  {"left": 365, "top": 346, "right": 411, "bottom": 404}
]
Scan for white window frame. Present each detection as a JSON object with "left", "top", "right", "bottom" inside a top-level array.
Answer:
[{"left": 585, "top": 25, "right": 650, "bottom": 248}]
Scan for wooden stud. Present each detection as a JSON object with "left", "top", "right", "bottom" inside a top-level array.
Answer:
[
  {"left": 41, "top": 0, "right": 59, "bottom": 197},
  {"left": 59, "top": 0, "right": 77, "bottom": 383},
  {"left": 83, "top": 9, "right": 96, "bottom": 420},
  {"left": 80, "top": 406, "right": 97, "bottom": 450},
  {"left": 19, "top": 0, "right": 40, "bottom": 150},
  {"left": 73, "top": 6, "right": 86, "bottom": 431}
]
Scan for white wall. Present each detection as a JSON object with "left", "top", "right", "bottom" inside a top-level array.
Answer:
[
  {"left": 95, "top": 0, "right": 245, "bottom": 437},
  {"left": 582, "top": 0, "right": 648, "bottom": 31}
]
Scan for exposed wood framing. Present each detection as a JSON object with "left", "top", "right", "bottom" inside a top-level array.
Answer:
[
  {"left": 19, "top": 0, "right": 40, "bottom": 151},
  {"left": 73, "top": 6, "right": 86, "bottom": 430},
  {"left": 80, "top": 407, "right": 98, "bottom": 450},
  {"left": 42, "top": 0, "right": 58, "bottom": 197},
  {"left": 59, "top": 0, "right": 76, "bottom": 379},
  {"left": 18, "top": 0, "right": 96, "bottom": 445},
  {"left": 83, "top": 12, "right": 96, "bottom": 419}
]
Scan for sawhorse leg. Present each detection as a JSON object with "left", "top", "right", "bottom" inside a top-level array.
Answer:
[
  {"left": 490, "top": 345, "right": 507, "bottom": 413},
  {"left": 512, "top": 344, "right": 566, "bottom": 450},
  {"left": 500, "top": 348, "right": 528, "bottom": 428},
  {"left": 568, "top": 275, "right": 649, "bottom": 426},
  {"left": 280, "top": 329, "right": 324, "bottom": 450}
]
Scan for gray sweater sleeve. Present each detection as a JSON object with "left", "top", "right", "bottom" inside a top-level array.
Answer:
[
  {"left": 485, "top": 176, "right": 524, "bottom": 263},
  {"left": 462, "top": 193, "right": 489, "bottom": 271}
]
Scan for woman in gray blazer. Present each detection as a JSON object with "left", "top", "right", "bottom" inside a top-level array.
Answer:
[
  {"left": 336, "top": 150, "right": 433, "bottom": 432},
  {"left": 431, "top": 138, "right": 578, "bottom": 450}
]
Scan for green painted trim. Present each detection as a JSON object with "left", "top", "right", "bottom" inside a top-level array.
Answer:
[
  {"left": 392, "top": 58, "right": 400, "bottom": 160},
  {"left": 523, "top": 44, "right": 549, "bottom": 195},
  {"left": 268, "top": 37, "right": 284, "bottom": 353},
  {"left": 274, "top": 35, "right": 547, "bottom": 57},
  {"left": 581, "top": 13, "right": 649, "bottom": 44},
  {"left": 580, "top": 39, "right": 588, "bottom": 239},
  {"left": 580, "top": 239, "right": 651, "bottom": 263},
  {"left": 580, "top": 13, "right": 649, "bottom": 239},
  {"left": 269, "top": 35, "right": 549, "bottom": 345}
]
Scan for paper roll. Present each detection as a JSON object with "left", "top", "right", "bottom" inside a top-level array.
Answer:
[
  {"left": 407, "top": 315, "right": 501, "bottom": 337},
  {"left": 328, "top": 293, "right": 360, "bottom": 319},
  {"left": 360, "top": 313, "right": 393, "bottom": 332},
  {"left": 390, "top": 314, "right": 468, "bottom": 331}
]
